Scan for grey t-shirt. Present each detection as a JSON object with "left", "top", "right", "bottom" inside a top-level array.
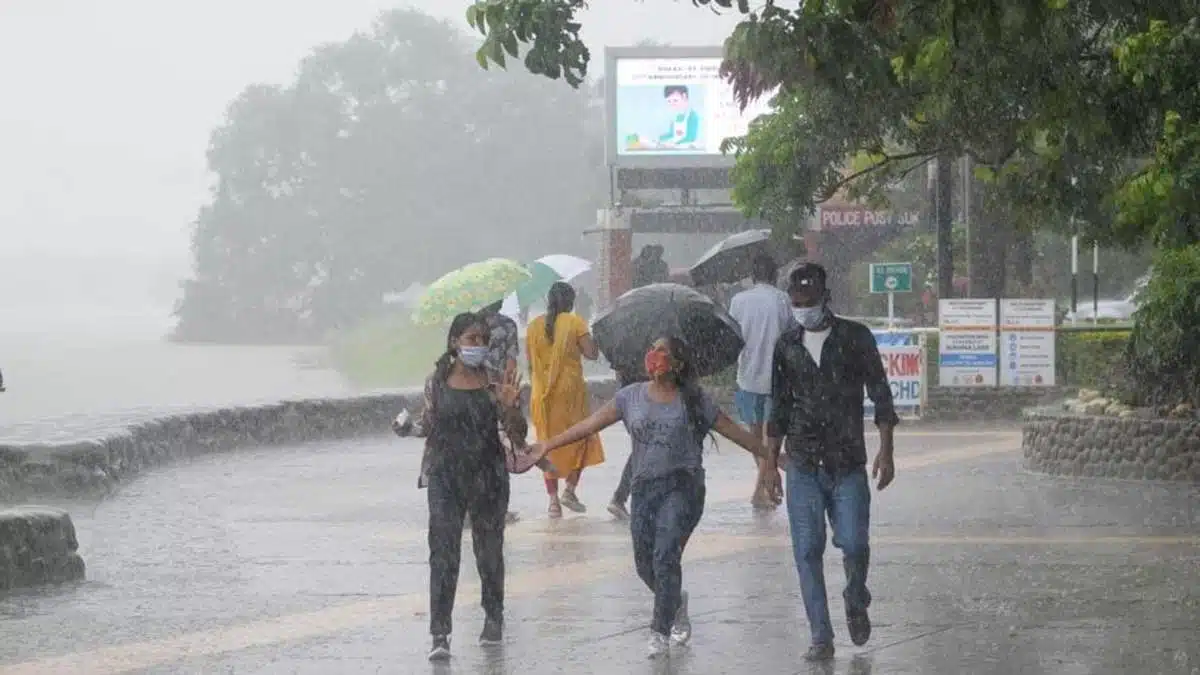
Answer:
[{"left": 614, "top": 383, "right": 719, "bottom": 483}]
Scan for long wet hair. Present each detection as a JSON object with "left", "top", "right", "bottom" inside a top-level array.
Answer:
[
  {"left": 663, "top": 335, "right": 715, "bottom": 447},
  {"left": 545, "top": 281, "right": 576, "bottom": 342},
  {"left": 433, "top": 312, "right": 488, "bottom": 386}
]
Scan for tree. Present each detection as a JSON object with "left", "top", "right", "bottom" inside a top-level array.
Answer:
[{"left": 174, "top": 9, "right": 606, "bottom": 342}]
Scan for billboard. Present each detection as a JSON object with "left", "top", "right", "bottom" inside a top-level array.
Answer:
[{"left": 605, "top": 46, "right": 773, "bottom": 168}]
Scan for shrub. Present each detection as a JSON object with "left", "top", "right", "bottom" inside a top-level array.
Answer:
[
  {"left": 1125, "top": 244, "right": 1200, "bottom": 407},
  {"left": 1058, "top": 330, "right": 1132, "bottom": 397}
]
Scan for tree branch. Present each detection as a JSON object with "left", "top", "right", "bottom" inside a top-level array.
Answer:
[{"left": 816, "top": 150, "right": 940, "bottom": 201}]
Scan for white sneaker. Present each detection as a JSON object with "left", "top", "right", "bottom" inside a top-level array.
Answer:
[
  {"left": 647, "top": 631, "right": 670, "bottom": 659},
  {"left": 670, "top": 591, "right": 692, "bottom": 646}
]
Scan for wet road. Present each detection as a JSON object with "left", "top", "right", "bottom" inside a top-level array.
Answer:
[{"left": 0, "top": 427, "right": 1197, "bottom": 674}]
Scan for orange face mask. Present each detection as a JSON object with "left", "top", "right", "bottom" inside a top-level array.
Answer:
[{"left": 644, "top": 350, "right": 672, "bottom": 377}]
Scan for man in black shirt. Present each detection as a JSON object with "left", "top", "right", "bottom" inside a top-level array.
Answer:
[{"left": 762, "top": 263, "right": 897, "bottom": 662}]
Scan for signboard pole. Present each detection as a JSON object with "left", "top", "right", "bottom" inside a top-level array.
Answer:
[
  {"left": 887, "top": 292, "right": 895, "bottom": 329},
  {"left": 1070, "top": 236, "right": 1079, "bottom": 325}
]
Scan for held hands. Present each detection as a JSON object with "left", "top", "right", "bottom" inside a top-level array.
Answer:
[{"left": 757, "top": 458, "right": 784, "bottom": 505}]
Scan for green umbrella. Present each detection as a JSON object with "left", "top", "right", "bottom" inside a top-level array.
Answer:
[
  {"left": 513, "top": 261, "right": 565, "bottom": 308},
  {"left": 411, "top": 258, "right": 532, "bottom": 326}
]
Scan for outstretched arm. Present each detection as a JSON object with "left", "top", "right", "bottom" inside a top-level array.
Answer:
[
  {"left": 539, "top": 400, "right": 621, "bottom": 453},
  {"left": 712, "top": 410, "right": 769, "bottom": 460}
]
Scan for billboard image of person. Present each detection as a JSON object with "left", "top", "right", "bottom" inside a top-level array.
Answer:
[
  {"left": 619, "top": 82, "right": 707, "bottom": 153},
  {"left": 610, "top": 54, "right": 771, "bottom": 159}
]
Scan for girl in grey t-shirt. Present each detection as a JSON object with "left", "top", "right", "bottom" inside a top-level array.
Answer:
[{"left": 530, "top": 335, "right": 771, "bottom": 658}]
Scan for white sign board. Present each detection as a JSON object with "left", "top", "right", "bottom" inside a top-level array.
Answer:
[
  {"left": 938, "top": 299, "right": 998, "bottom": 386},
  {"left": 1000, "top": 299, "right": 1057, "bottom": 386},
  {"left": 863, "top": 331, "right": 924, "bottom": 418}
]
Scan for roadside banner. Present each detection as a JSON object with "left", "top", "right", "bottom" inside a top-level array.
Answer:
[
  {"left": 999, "top": 298, "right": 1057, "bottom": 386},
  {"left": 938, "top": 299, "right": 999, "bottom": 386},
  {"left": 866, "top": 330, "right": 924, "bottom": 419}
]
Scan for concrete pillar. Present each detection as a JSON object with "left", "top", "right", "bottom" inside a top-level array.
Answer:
[{"left": 595, "top": 208, "right": 632, "bottom": 311}]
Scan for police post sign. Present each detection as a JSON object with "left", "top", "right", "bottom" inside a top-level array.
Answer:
[{"left": 864, "top": 331, "right": 925, "bottom": 418}]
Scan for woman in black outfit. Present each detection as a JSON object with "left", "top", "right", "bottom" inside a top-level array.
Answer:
[{"left": 403, "top": 312, "right": 529, "bottom": 661}]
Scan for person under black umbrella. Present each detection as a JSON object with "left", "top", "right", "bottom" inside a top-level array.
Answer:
[{"left": 529, "top": 335, "right": 772, "bottom": 658}]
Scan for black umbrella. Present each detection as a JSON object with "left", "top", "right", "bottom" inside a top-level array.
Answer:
[
  {"left": 592, "top": 283, "right": 744, "bottom": 378},
  {"left": 688, "top": 229, "right": 779, "bottom": 287}
]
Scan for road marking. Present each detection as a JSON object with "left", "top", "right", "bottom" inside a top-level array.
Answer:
[
  {"left": 0, "top": 434, "right": 1027, "bottom": 674},
  {"left": 0, "top": 532, "right": 771, "bottom": 675}
]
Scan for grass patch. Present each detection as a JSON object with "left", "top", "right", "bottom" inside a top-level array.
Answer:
[{"left": 328, "top": 314, "right": 447, "bottom": 388}]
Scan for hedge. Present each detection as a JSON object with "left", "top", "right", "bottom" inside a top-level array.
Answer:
[{"left": 704, "top": 327, "right": 1131, "bottom": 394}]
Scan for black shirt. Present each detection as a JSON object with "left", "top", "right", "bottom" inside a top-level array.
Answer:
[{"left": 767, "top": 317, "right": 899, "bottom": 469}]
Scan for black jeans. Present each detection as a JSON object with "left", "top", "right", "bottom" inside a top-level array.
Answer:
[
  {"left": 426, "top": 463, "right": 510, "bottom": 637},
  {"left": 630, "top": 469, "right": 706, "bottom": 635}
]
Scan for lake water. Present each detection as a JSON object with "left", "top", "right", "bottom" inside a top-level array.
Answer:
[{"left": 0, "top": 303, "right": 353, "bottom": 428}]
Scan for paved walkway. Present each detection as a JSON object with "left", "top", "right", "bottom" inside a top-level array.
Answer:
[{"left": 0, "top": 427, "right": 1197, "bottom": 674}]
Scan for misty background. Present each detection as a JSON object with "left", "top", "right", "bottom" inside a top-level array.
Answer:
[{"left": 0, "top": 1, "right": 746, "bottom": 424}]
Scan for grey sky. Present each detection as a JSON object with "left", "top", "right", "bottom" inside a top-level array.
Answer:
[{"left": 0, "top": 0, "right": 741, "bottom": 261}]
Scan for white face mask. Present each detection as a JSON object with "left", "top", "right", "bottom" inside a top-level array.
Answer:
[{"left": 793, "top": 306, "right": 827, "bottom": 330}]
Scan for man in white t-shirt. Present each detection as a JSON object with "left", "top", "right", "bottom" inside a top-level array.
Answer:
[{"left": 728, "top": 254, "right": 794, "bottom": 509}]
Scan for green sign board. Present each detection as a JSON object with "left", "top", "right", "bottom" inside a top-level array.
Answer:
[{"left": 869, "top": 262, "right": 913, "bottom": 294}]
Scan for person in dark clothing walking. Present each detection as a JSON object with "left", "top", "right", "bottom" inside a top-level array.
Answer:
[
  {"left": 531, "top": 336, "right": 772, "bottom": 659},
  {"left": 760, "top": 263, "right": 898, "bottom": 662},
  {"left": 399, "top": 312, "right": 530, "bottom": 662},
  {"left": 632, "top": 244, "right": 670, "bottom": 288}
]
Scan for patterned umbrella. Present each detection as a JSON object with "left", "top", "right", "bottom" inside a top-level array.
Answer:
[{"left": 411, "top": 258, "right": 532, "bottom": 326}]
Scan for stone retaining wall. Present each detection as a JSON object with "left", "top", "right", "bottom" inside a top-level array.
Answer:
[
  {"left": 923, "top": 386, "right": 1072, "bottom": 422},
  {"left": 1023, "top": 410, "right": 1200, "bottom": 482},
  {"left": 0, "top": 379, "right": 622, "bottom": 503},
  {"left": 0, "top": 507, "right": 86, "bottom": 590}
]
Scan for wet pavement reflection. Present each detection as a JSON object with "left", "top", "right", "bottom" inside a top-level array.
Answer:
[{"left": 0, "top": 427, "right": 1196, "bottom": 674}]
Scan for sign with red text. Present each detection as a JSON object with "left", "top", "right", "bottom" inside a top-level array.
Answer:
[{"left": 864, "top": 331, "right": 924, "bottom": 418}]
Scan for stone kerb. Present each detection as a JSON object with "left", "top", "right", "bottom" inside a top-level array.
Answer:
[
  {"left": 0, "top": 507, "right": 86, "bottom": 590},
  {"left": 1022, "top": 408, "right": 1200, "bottom": 482}
]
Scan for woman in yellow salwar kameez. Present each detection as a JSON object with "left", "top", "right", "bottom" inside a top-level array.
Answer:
[{"left": 527, "top": 282, "right": 606, "bottom": 518}]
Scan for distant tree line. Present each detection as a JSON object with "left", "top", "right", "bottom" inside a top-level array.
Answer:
[{"left": 173, "top": 9, "right": 606, "bottom": 343}]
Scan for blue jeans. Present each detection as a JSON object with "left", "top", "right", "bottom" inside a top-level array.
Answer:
[
  {"left": 630, "top": 469, "right": 706, "bottom": 635},
  {"left": 785, "top": 463, "right": 872, "bottom": 645}
]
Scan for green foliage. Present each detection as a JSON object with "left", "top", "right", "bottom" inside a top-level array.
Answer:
[
  {"left": 1125, "top": 244, "right": 1200, "bottom": 406},
  {"left": 173, "top": 9, "right": 605, "bottom": 343},
  {"left": 327, "top": 313, "right": 448, "bottom": 388},
  {"left": 1058, "top": 330, "right": 1132, "bottom": 399}
]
